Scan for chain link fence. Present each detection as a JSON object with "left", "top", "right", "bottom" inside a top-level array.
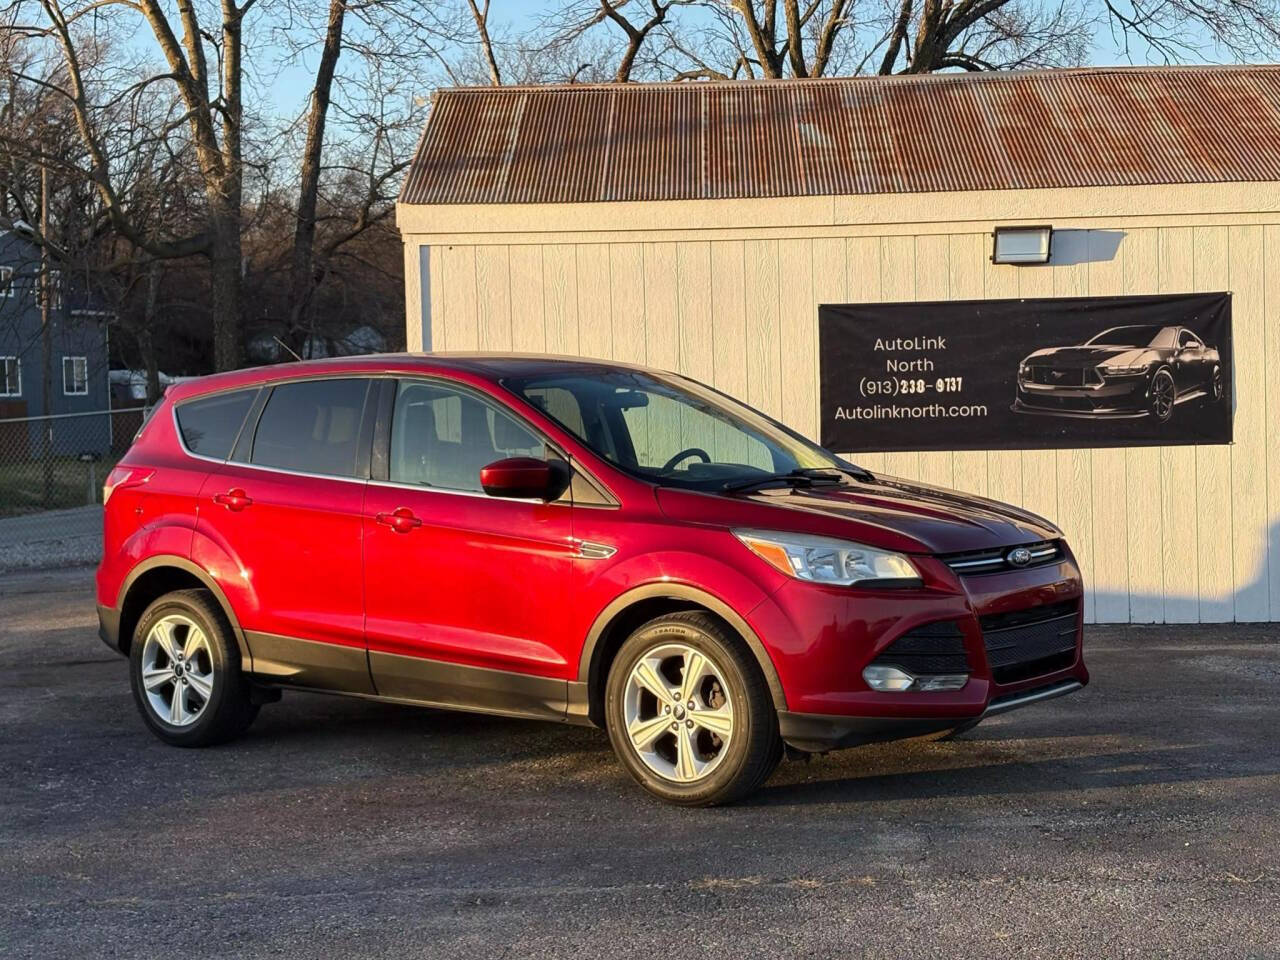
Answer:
[{"left": 0, "top": 407, "right": 147, "bottom": 572}]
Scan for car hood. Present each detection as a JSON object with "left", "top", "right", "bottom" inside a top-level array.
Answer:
[
  {"left": 656, "top": 476, "right": 1061, "bottom": 556},
  {"left": 1024, "top": 345, "right": 1147, "bottom": 366}
]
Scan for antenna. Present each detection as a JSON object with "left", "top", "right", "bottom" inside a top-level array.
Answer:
[{"left": 273, "top": 337, "right": 303, "bottom": 362}]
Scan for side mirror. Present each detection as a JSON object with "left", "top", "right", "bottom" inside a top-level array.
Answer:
[{"left": 479, "top": 457, "right": 568, "bottom": 501}]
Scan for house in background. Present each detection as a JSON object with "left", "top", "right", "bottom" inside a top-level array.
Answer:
[{"left": 0, "top": 229, "right": 112, "bottom": 459}]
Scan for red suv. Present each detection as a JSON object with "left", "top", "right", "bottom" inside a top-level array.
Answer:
[{"left": 97, "top": 356, "right": 1087, "bottom": 805}]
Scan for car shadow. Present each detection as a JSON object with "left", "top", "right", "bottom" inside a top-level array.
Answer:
[
  {"left": 231, "top": 688, "right": 1275, "bottom": 809},
  {"left": 747, "top": 736, "right": 1274, "bottom": 807}
]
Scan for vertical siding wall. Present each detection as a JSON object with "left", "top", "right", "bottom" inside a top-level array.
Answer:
[{"left": 422, "top": 226, "right": 1280, "bottom": 624}]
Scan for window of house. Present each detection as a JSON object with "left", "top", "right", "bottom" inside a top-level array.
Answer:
[
  {"left": 63, "top": 356, "right": 88, "bottom": 395},
  {"left": 1, "top": 357, "right": 20, "bottom": 397},
  {"left": 0, "top": 266, "right": 13, "bottom": 298},
  {"left": 37, "top": 269, "right": 62, "bottom": 309},
  {"left": 250, "top": 378, "right": 370, "bottom": 478}
]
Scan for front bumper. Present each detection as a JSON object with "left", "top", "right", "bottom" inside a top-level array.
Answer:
[
  {"left": 778, "top": 678, "right": 1084, "bottom": 752},
  {"left": 1013, "top": 372, "right": 1151, "bottom": 418},
  {"left": 747, "top": 543, "right": 1088, "bottom": 752}
]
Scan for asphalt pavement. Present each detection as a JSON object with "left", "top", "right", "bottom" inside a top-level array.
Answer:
[{"left": 2, "top": 566, "right": 1277, "bottom": 959}]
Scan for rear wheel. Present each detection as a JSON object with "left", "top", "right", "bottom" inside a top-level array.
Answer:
[
  {"left": 129, "top": 589, "right": 258, "bottom": 747},
  {"left": 1211, "top": 366, "right": 1224, "bottom": 402},
  {"left": 605, "top": 612, "right": 782, "bottom": 806}
]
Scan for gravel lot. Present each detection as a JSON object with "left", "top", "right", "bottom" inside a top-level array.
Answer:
[{"left": 2, "top": 566, "right": 1278, "bottom": 959}]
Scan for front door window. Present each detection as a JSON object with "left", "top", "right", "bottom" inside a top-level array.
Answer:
[{"left": 389, "top": 380, "right": 545, "bottom": 492}]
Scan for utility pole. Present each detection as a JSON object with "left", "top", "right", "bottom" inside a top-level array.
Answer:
[{"left": 40, "top": 162, "right": 54, "bottom": 506}]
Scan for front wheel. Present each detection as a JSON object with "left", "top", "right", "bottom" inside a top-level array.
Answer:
[
  {"left": 1149, "top": 368, "right": 1176, "bottom": 423},
  {"left": 605, "top": 612, "right": 782, "bottom": 806},
  {"left": 129, "top": 589, "right": 259, "bottom": 747}
]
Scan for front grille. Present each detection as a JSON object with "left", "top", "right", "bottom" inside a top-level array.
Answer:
[
  {"left": 943, "top": 540, "right": 1062, "bottom": 576},
  {"left": 871, "top": 620, "right": 970, "bottom": 675},
  {"left": 1025, "top": 367, "right": 1101, "bottom": 387},
  {"left": 979, "top": 600, "right": 1079, "bottom": 684}
]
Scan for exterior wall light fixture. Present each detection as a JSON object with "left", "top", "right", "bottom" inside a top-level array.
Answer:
[{"left": 992, "top": 226, "right": 1053, "bottom": 265}]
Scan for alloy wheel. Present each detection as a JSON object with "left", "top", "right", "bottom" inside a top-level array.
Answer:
[
  {"left": 140, "top": 614, "right": 215, "bottom": 727},
  {"left": 622, "top": 643, "right": 734, "bottom": 783},
  {"left": 1152, "top": 371, "right": 1175, "bottom": 421}
]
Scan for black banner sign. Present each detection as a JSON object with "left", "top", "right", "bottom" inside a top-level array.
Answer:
[{"left": 819, "top": 292, "right": 1233, "bottom": 453}]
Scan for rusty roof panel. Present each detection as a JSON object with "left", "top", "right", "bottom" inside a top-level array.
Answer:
[
  {"left": 400, "top": 66, "right": 1280, "bottom": 205},
  {"left": 608, "top": 85, "right": 701, "bottom": 201}
]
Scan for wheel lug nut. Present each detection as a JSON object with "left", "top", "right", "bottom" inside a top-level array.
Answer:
[
  {"left": 664, "top": 705, "right": 670, "bottom": 714},
  {"left": 670, "top": 722, "right": 678, "bottom": 730},
  {"left": 687, "top": 701, "right": 695, "bottom": 711},
  {"left": 686, "top": 720, "right": 694, "bottom": 728}
]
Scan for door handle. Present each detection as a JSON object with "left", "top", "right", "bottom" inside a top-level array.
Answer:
[
  {"left": 213, "top": 488, "right": 253, "bottom": 512},
  {"left": 375, "top": 507, "right": 422, "bottom": 533}
]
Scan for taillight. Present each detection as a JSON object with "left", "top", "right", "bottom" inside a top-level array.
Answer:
[{"left": 103, "top": 466, "right": 154, "bottom": 505}]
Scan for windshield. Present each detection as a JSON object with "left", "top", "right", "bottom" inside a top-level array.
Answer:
[
  {"left": 505, "top": 369, "right": 848, "bottom": 490},
  {"left": 1085, "top": 325, "right": 1171, "bottom": 348}
]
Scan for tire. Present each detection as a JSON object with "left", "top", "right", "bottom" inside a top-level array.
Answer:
[
  {"left": 1211, "top": 366, "right": 1224, "bottom": 403},
  {"left": 604, "top": 612, "right": 782, "bottom": 806},
  {"left": 129, "top": 589, "right": 259, "bottom": 747},
  {"left": 1149, "top": 368, "right": 1176, "bottom": 423}
]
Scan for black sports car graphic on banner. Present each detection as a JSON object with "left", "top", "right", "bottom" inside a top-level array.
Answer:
[
  {"left": 818, "top": 292, "right": 1232, "bottom": 453},
  {"left": 1014, "top": 324, "right": 1224, "bottom": 422}
]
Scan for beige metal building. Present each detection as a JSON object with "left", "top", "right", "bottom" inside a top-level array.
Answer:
[{"left": 396, "top": 65, "right": 1280, "bottom": 624}]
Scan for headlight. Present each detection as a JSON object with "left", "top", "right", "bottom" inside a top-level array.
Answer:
[
  {"left": 734, "top": 529, "right": 920, "bottom": 586},
  {"left": 1018, "top": 361, "right": 1030, "bottom": 377},
  {"left": 1098, "top": 362, "right": 1147, "bottom": 375}
]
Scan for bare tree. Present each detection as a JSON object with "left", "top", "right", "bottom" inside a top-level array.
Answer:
[
  {"left": 595, "top": 0, "right": 1280, "bottom": 79},
  {"left": 466, "top": 0, "right": 503, "bottom": 84},
  {"left": 4, "top": 0, "right": 253, "bottom": 370},
  {"left": 287, "top": 0, "right": 348, "bottom": 349},
  {"left": 271, "top": 0, "right": 444, "bottom": 355}
]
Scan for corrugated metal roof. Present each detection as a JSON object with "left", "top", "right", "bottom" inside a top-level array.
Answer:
[{"left": 399, "top": 66, "right": 1280, "bottom": 205}]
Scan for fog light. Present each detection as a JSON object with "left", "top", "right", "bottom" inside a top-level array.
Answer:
[
  {"left": 862, "top": 665, "right": 916, "bottom": 692},
  {"left": 862, "top": 665, "right": 970, "bottom": 692},
  {"left": 914, "top": 674, "right": 969, "bottom": 692}
]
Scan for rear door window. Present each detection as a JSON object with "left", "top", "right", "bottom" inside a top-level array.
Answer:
[
  {"left": 251, "top": 378, "right": 371, "bottom": 478},
  {"left": 175, "top": 388, "right": 257, "bottom": 459}
]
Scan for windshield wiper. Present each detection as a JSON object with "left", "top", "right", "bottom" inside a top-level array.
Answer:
[
  {"left": 837, "top": 463, "right": 875, "bottom": 483},
  {"left": 723, "top": 468, "right": 847, "bottom": 493}
]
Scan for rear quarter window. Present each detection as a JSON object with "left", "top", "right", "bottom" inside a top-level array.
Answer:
[{"left": 175, "top": 389, "right": 257, "bottom": 459}]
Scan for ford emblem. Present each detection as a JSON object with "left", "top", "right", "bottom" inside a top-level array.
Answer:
[{"left": 1007, "top": 547, "right": 1033, "bottom": 567}]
